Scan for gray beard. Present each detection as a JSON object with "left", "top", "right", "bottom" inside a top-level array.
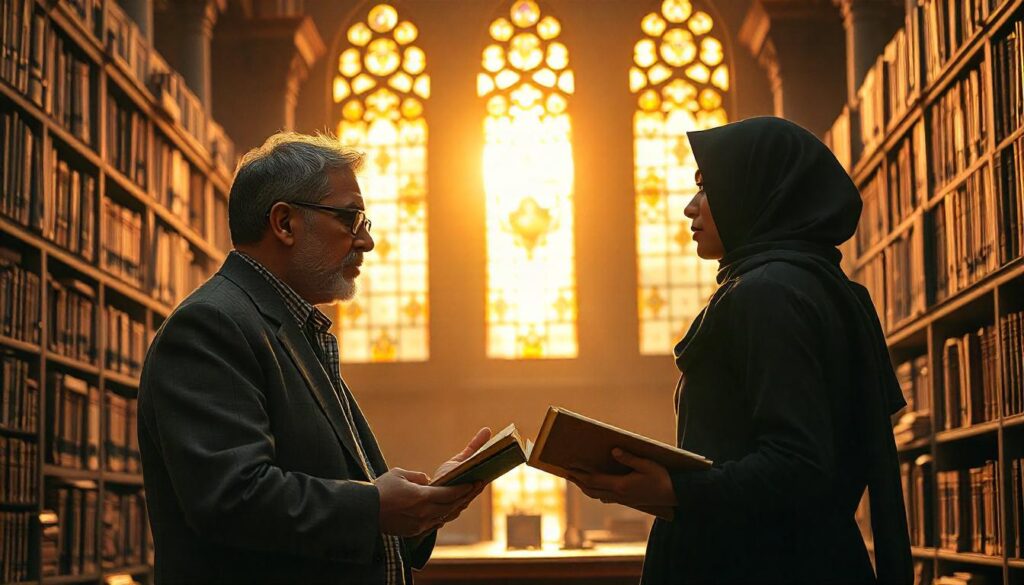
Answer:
[{"left": 296, "top": 246, "right": 360, "bottom": 303}]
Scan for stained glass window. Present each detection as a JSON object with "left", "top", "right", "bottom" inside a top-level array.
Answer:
[
  {"left": 480, "top": 0, "right": 578, "bottom": 359},
  {"left": 633, "top": 0, "right": 729, "bottom": 354},
  {"left": 331, "top": 3, "right": 430, "bottom": 362}
]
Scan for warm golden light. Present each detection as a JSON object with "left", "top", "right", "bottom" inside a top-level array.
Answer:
[
  {"left": 333, "top": 2, "right": 431, "bottom": 362},
  {"left": 633, "top": 1, "right": 729, "bottom": 354},
  {"left": 482, "top": 0, "right": 578, "bottom": 359},
  {"left": 492, "top": 466, "right": 566, "bottom": 549}
]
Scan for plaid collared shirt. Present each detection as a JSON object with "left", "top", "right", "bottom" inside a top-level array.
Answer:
[{"left": 234, "top": 251, "right": 405, "bottom": 585}]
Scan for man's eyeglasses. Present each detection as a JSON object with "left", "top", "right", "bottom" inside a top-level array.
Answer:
[{"left": 268, "top": 201, "right": 372, "bottom": 236}]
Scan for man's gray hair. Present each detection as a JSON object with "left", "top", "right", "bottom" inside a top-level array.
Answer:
[{"left": 228, "top": 131, "right": 364, "bottom": 245}]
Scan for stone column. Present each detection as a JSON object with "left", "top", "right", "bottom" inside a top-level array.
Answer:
[
  {"left": 835, "top": 0, "right": 905, "bottom": 104},
  {"left": 121, "top": 0, "right": 153, "bottom": 41},
  {"left": 171, "top": 0, "right": 225, "bottom": 114}
]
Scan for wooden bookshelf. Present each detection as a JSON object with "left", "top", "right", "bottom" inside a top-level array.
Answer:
[
  {"left": 0, "top": 0, "right": 235, "bottom": 583},
  {"left": 827, "top": 0, "right": 1024, "bottom": 582}
]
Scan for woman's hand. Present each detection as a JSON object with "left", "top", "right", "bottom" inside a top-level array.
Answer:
[{"left": 567, "top": 449, "right": 677, "bottom": 520}]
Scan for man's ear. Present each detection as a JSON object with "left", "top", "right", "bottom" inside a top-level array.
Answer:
[{"left": 268, "top": 203, "right": 297, "bottom": 245}]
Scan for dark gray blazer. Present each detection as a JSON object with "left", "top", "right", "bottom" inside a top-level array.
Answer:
[{"left": 138, "top": 253, "right": 434, "bottom": 584}]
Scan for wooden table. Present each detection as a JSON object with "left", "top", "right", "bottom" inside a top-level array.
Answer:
[{"left": 414, "top": 541, "right": 646, "bottom": 585}]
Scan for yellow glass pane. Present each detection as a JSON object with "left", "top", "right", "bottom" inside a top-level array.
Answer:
[
  {"left": 496, "top": 69, "right": 521, "bottom": 90},
  {"left": 688, "top": 11, "right": 713, "bottom": 35},
  {"left": 546, "top": 42, "right": 569, "bottom": 71},
  {"left": 333, "top": 77, "right": 351, "bottom": 102},
  {"left": 366, "top": 88, "right": 400, "bottom": 113},
  {"left": 413, "top": 75, "right": 431, "bottom": 99},
  {"left": 630, "top": 66, "right": 648, "bottom": 92},
  {"left": 403, "top": 46, "right": 427, "bottom": 75},
  {"left": 510, "top": 83, "right": 542, "bottom": 107},
  {"left": 700, "top": 37, "right": 723, "bottom": 66},
  {"left": 660, "top": 28, "right": 696, "bottom": 67},
  {"left": 488, "top": 95, "right": 509, "bottom": 116},
  {"left": 339, "top": 48, "right": 362, "bottom": 77},
  {"left": 661, "top": 0, "right": 692, "bottom": 23},
  {"left": 368, "top": 4, "right": 398, "bottom": 33},
  {"left": 537, "top": 16, "right": 561, "bottom": 40},
  {"left": 634, "top": 39, "right": 657, "bottom": 68},
  {"left": 546, "top": 93, "right": 567, "bottom": 114},
  {"left": 352, "top": 73, "right": 377, "bottom": 94},
  {"left": 483, "top": 44, "right": 506, "bottom": 73},
  {"left": 389, "top": 72, "right": 413, "bottom": 93},
  {"left": 365, "top": 38, "right": 401, "bottom": 76},
  {"left": 641, "top": 12, "right": 667, "bottom": 37},
  {"left": 711, "top": 64, "right": 729, "bottom": 91},
  {"left": 402, "top": 97, "right": 424, "bottom": 118},
  {"left": 342, "top": 99, "right": 364, "bottom": 121},
  {"left": 510, "top": 0, "right": 540, "bottom": 28},
  {"left": 348, "top": 22, "right": 372, "bottom": 46},
  {"left": 648, "top": 63, "right": 672, "bottom": 85},
  {"left": 533, "top": 68, "right": 557, "bottom": 88},
  {"left": 685, "top": 62, "right": 710, "bottom": 84},
  {"left": 478, "top": 72, "right": 496, "bottom": 96},
  {"left": 490, "top": 17, "right": 515, "bottom": 41},
  {"left": 509, "top": 33, "right": 543, "bottom": 70},
  {"left": 394, "top": 21, "right": 418, "bottom": 45},
  {"left": 698, "top": 88, "right": 721, "bottom": 110},
  {"left": 662, "top": 78, "right": 695, "bottom": 104},
  {"left": 557, "top": 70, "right": 575, "bottom": 94},
  {"left": 638, "top": 89, "right": 661, "bottom": 111}
]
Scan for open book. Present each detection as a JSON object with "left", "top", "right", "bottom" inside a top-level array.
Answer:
[{"left": 430, "top": 407, "right": 711, "bottom": 486}]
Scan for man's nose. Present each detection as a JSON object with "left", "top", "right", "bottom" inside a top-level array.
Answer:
[{"left": 354, "top": 230, "right": 374, "bottom": 252}]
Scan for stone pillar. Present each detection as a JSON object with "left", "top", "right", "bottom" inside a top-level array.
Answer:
[
  {"left": 121, "top": 0, "right": 153, "bottom": 41},
  {"left": 175, "top": 0, "right": 224, "bottom": 115},
  {"left": 836, "top": 0, "right": 905, "bottom": 104},
  {"left": 739, "top": 0, "right": 849, "bottom": 136}
]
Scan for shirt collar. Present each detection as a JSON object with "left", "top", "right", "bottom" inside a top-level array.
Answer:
[{"left": 232, "top": 250, "right": 333, "bottom": 333}]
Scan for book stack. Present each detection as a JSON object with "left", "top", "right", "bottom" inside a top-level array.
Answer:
[
  {"left": 1001, "top": 309, "right": 1024, "bottom": 417},
  {"left": 0, "top": 246, "right": 41, "bottom": 344},
  {"left": 104, "top": 391, "right": 138, "bottom": 474},
  {"left": 40, "top": 508, "right": 60, "bottom": 577},
  {"left": 922, "top": 0, "right": 998, "bottom": 82},
  {"left": 1, "top": 353, "right": 38, "bottom": 432},
  {"left": 154, "top": 133, "right": 207, "bottom": 234},
  {"left": 45, "top": 481, "right": 100, "bottom": 576},
  {"left": 1006, "top": 456, "right": 1024, "bottom": 558},
  {"left": 894, "top": 355, "right": 932, "bottom": 445},
  {"left": 887, "top": 123, "right": 929, "bottom": 228},
  {"left": 148, "top": 53, "right": 206, "bottom": 148},
  {"left": 992, "top": 18, "right": 1023, "bottom": 142},
  {"left": 0, "top": 510, "right": 34, "bottom": 583},
  {"left": 46, "top": 372, "right": 100, "bottom": 470},
  {"left": 823, "top": 105, "right": 855, "bottom": 172},
  {"left": 101, "top": 198, "right": 144, "bottom": 288},
  {"left": 902, "top": 454, "right": 935, "bottom": 548},
  {"left": 64, "top": 0, "right": 104, "bottom": 39},
  {"left": 995, "top": 135, "right": 1023, "bottom": 264},
  {"left": 857, "top": 169, "right": 887, "bottom": 255},
  {"left": 47, "top": 277, "right": 96, "bottom": 364},
  {"left": 151, "top": 224, "right": 203, "bottom": 306},
  {"left": 885, "top": 222, "right": 926, "bottom": 329},
  {"left": 103, "top": 306, "right": 145, "bottom": 378},
  {"left": 212, "top": 192, "right": 229, "bottom": 251},
  {"left": 855, "top": 251, "right": 886, "bottom": 326},
  {"left": 101, "top": 490, "right": 146, "bottom": 569},
  {"left": 104, "top": 1, "right": 148, "bottom": 88},
  {"left": 942, "top": 327, "right": 999, "bottom": 429},
  {"left": 928, "top": 165, "right": 998, "bottom": 303},
  {"left": 929, "top": 64, "right": 988, "bottom": 192},
  {"left": 105, "top": 93, "right": 148, "bottom": 188},
  {"left": 937, "top": 460, "right": 1001, "bottom": 554},
  {"left": 858, "top": 59, "right": 886, "bottom": 155},
  {"left": 0, "top": 109, "right": 44, "bottom": 228},
  {"left": 0, "top": 436, "right": 38, "bottom": 504},
  {"left": 882, "top": 25, "right": 921, "bottom": 128},
  {"left": 0, "top": 0, "right": 36, "bottom": 98},
  {"left": 46, "top": 147, "right": 97, "bottom": 261},
  {"left": 49, "top": 27, "right": 95, "bottom": 146}
]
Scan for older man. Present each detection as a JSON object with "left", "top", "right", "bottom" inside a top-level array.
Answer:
[{"left": 138, "top": 132, "right": 488, "bottom": 584}]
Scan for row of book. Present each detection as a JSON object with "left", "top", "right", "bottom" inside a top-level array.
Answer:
[
  {"left": 888, "top": 123, "right": 929, "bottom": 229},
  {"left": 43, "top": 482, "right": 98, "bottom": 576},
  {"left": 47, "top": 372, "right": 99, "bottom": 470},
  {"left": 0, "top": 246, "right": 40, "bottom": 343},
  {"left": 937, "top": 460, "right": 1001, "bottom": 555},
  {"left": 1001, "top": 310, "right": 1024, "bottom": 417},
  {"left": 901, "top": 454, "right": 934, "bottom": 549},
  {"left": 942, "top": 326, "right": 999, "bottom": 429},
  {"left": 0, "top": 436, "right": 37, "bottom": 504},
  {"left": 155, "top": 133, "right": 207, "bottom": 235},
  {"left": 992, "top": 19, "right": 1024, "bottom": 142},
  {"left": 151, "top": 224, "right": 205, "bottom": 306},
  {"left": 855, "top": 252, "right": 885, "bottom": 327},
  {"left": 102, "top": 490, "right": 146, "bottom": 570},
  {"left": 104, "top": 306, "right": 145, "bottom": 378},
  {"left": 47, "top": 276, "right": 96, "bottom": 364},
  {"left": 929, "top": 64, "right": 987, "bottom": 191},
  {"left": 0, "top": 108, "right": 43, "bottom": 228},
  {"left": 894, "top": 355, "right": 931, "bottom": 445},
  {"left": 101, "top": 197, "right": 144, "bottom": 289},
  {"left": 1, "top": 353, "right": 37, "bottom": 432},
  {"left": 922, "top": 0, "right": 1005, "bottom": 82},
  {"left": 47, "top": 146, "right": 97, "bottom": 261},
  {"left": 106, "top": 94, "right": 148, "bottom": 189},
  {"left": 885, "top": 223, "right": 927, "bottom": 329},
  {"left": 929, "top": 164, "right": 999, "bottom": 303},
  {"left": 996, "top": 135, "right": 1024, "bottom": 265},
  {"left": 857, "top": 169, "right": 888, "bottom": 254},
  {"left": 105, "top": 391, "right": 139, "bottom": 474},
  {"left": 0, "top": 510, "right": 33, "bottom": 583},
  {"left": 104, "top": 1, "right": 148, "bottom": 91}
]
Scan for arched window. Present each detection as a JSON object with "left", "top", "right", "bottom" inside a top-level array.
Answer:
[
  {"left": 479, "top": 0, "right": 578, "bottom": 359},
  {"left": 331, "top": 2, "right": 430, "bottom": 362},
  {"left": 632, "top": 0, "right": 730, "bottom": 354}
]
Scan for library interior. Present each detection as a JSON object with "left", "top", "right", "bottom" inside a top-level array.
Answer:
[{"left": 0, "top": 0, "right": 1022, "bottom": 583}]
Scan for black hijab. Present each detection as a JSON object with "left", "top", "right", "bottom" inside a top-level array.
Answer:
[{"left": 674, "top": 116, "right": 912, "bottom": 585}]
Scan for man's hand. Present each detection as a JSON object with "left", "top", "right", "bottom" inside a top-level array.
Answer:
[
  {"left": 567, "top": 448, "right": 677, "bottom": 520},
  {"left": 376, "top": 468, "right": 484, "bottom": 537},
  {"left": 432, "top": 427, "right": 492, "bottom": 481}
]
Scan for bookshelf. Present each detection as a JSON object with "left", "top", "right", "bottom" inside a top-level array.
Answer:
[
  {"left": 0, "top": 0, "right": 235, "bottom": 583},
  {"left": 825, "top": 0, "right": 1024, "bottom": 583}
]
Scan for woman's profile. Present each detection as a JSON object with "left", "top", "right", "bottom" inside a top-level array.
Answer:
[{"left": 569, "top": 116, "right": 913, "bottom": 584}]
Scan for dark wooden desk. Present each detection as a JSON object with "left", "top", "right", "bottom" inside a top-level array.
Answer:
[{"left": 415, "top": 542, "right": 645, "bottom": 585}]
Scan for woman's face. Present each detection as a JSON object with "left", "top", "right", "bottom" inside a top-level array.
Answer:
[{"left": 684, "top": 170, "right": 725, "bottom": 260}]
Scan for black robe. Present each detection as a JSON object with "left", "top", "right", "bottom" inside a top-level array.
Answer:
[{"left": 641, "top": 117, "right": 912, "bottom": 585}]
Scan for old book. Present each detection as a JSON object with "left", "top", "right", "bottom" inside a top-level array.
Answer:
[{"left": 430, "top": 424, "right": 531, "bottom": 487}]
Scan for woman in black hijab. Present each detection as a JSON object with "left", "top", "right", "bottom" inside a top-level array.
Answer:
[{"left": 569, "top": 116, "right": 912, "bottom": 584}]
